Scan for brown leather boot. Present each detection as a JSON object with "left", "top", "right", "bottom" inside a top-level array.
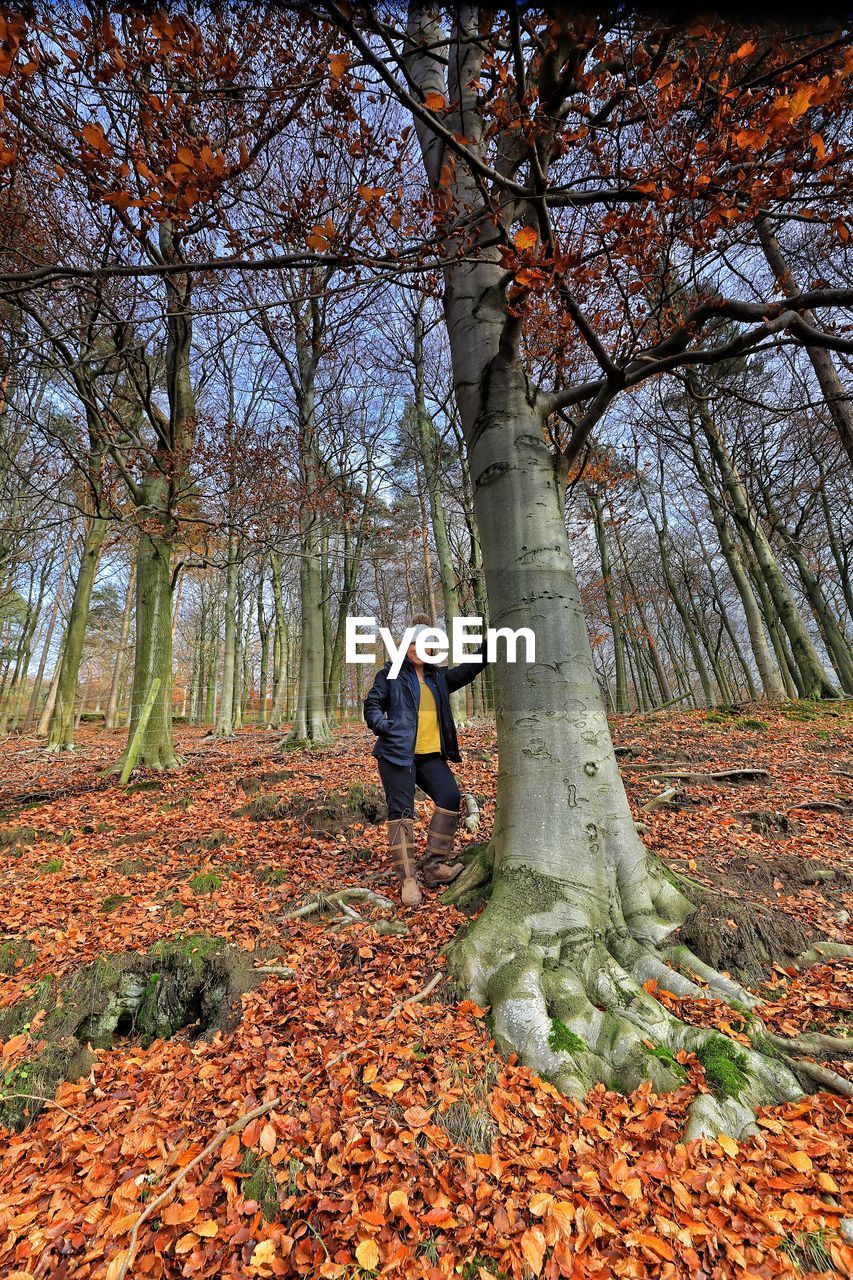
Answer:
[
  {"left": 421, "top": 805, "right": 463, "bottom": 888},
  {"left": 388, "top": 817, "right": 422, "bottom": 907}
]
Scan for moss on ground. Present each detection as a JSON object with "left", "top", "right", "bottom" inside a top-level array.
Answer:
[
  {"left": 100, "top": 894, "right": 131, "bottom": 913},
  {"left": 0, "top": 938, "right": 36, "bottom": 974},
  {"left": 188, "top": 870, "right": 223, "bottom": 895},
  {"left": 258, "top": 867, "right": 289, "bottom": 885},
  {"left": 0, "top": 826, "right": 38, "bottom": 850},
  {"left": 240, "top": 1150, "right": 281, "bottom": 1220},
  {"left": 235, "top": 784, "right": 386, "bottom": 833},
  {"left": 0, "top": 935, "right": 258, "bottom": 1130}
]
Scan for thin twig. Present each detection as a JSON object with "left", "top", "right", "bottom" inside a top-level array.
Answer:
[{"left": 0, "top": 1092, "right": 104, "bottom": 1135}]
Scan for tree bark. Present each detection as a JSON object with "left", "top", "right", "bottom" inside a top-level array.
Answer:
[
  {"left": 123, "top": 486, "right": 179, "bottom": 769},
  {"left": 118, "top": 221, "right": 196, "bottom": 769},
  {"left": 268, "top": 551, "right": 288, "bottom": 727}
]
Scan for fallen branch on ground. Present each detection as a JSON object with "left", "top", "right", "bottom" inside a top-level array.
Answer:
[
  {"left": 656, "top": 768, "right": 771, "bottom": 783},
  {"left": 641, "top": 786, "right": 681, "bottom": 812},
  {"left": 287, "top": 887, "right": 396, "bottom": 919}
]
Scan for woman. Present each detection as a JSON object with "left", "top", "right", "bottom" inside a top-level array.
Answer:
[{"left": 363, "top": 621, "right": 489, "bottom": 906}]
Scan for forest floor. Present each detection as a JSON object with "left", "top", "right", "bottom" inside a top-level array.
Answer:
[{"left": 0, "top": 703, "right": 851, "bottom": 1280}]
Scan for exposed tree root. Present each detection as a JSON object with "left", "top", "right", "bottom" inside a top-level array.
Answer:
[
  {"left": 641, "top": 786, "right": 681, "bottom": 812},
  {"left": 655, "top": 768, "right": 772, "bottom": 784},
  {"left": 795, "top": 941, "right": 853, "bottom": 968},
  {"left": 443, "top": 858, "right": 852, "bottom": 1141},
  {"left": 441, "top": 842, "right": 494, "bottom": 915},
  {"left": 285, "top": 887, "right": 407, "bottom": 935}
]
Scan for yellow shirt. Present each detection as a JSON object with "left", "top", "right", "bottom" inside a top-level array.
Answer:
[{"left": 414, "top": 674, "right": 441, "bottom": 755}]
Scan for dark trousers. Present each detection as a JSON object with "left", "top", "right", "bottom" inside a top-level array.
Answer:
[{"left": 377, "top": 753, "right": 461, "bottom": 821}]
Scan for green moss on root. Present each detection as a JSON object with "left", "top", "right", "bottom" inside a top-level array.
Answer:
[
  {"left": 547, "top": 1018, "right": 586, "bottom": 1055},
  {"left": 696, "top": 1034, "right": 749, "bottom": 1100},
  {"left": 648, "top": 1044, "right": 687, "bottom": 1080}
]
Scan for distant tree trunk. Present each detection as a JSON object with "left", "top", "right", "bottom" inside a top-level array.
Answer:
[
  {"left": 125, "top": 481, "right": 178, "bottom": 768},
  {"left": 289, "top": 470, "right": 332, "bottom": 746},
  {"left": 47, "top": 515, "right": 108, "bottom": 751},
  {"left": 757, "top": 218, "right": 853, "bottom": 467},
  {"left": 275, "top": 293, "right": 332, "bottom": 750},
  {"left": 817, "top": 463, "right": 853, "bottom": 623},
  {"left": 257, "top": 571, "right": 270, "bottom": 724},
  {"left": 204, "top": 601, "right": 219, "bottom": 726},
  {"left": 415, "top": 484, "right": 440, "bottom": 625},
  {"left": 588, "top": 488, "right": 629, "bottom": 713},
  {"left": 327, "top": 460, "right": 374, "bottom": 718},
  {"left": 608, "top": 519, "right": 672, "bottom": 705},
  {"left": 756, "top": 491, "right": 853, "bottom": 694},
  {"left": 268, "top": 551, "right": 288, "bottom": 727},
  {"left": 640, "top": 475, "right": 716, "bottom": 705},
  {"left": 37, "top": 644, "right": 65, "bottom": 737},
  {"left": 119, "top": 222, "right": 196, "bottom": 770},
  {"left": 690, "top": 518, "right": 757, "bottom": 702},
  {"left": 4, "top": 559, "right": 51, "bottom": 733},
  {"left": 687, "top": 425, "right": 783, "bottom": 701},
  {"left": 215, "top": 531, "right": 239, "bottom": 737},
  {"left": 105, "top": 564, "right": 136, "bottom": 731},
  {"left": 24, "top": 524, "right": 75, "bottom": 730},
  {"left": 688, "top": 371, "right": 836, "bottom": 699}
]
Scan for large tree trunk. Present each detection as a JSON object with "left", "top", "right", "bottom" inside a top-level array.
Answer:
[
  {"left": 443, "top": 310, "right": 799, "bottom": 1133},
  {"left": 401, "top": 2, "right": 820, "bottom": 1137},
  {"left": 122, "top": 488, "right": 180, "bottom": 770}
]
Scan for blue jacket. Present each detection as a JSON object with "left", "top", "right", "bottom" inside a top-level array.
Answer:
[{"left": 363, "top": 645, "right": 488, "bottom": 765}]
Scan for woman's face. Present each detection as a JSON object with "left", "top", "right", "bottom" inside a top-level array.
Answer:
[{"left": 407, "top": 641, "right": 439, "bottom": 669}]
